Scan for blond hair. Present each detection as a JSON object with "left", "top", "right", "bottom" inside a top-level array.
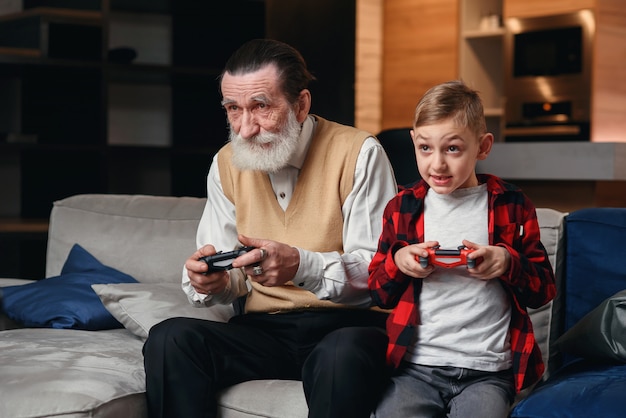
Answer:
[{"left": 413, "top": 80, "right": 486, "bottom": 137}]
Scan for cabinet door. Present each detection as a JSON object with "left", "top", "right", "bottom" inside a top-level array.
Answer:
[
  {"left": 382, "top": 0, "right": 458, "bottom": 130},
  {"left": 504, "top": 0, "right": 594, "bottom": 18}
]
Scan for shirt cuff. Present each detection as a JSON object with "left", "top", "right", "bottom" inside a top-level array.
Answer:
[
  {"left": 182, "top": 269, "right": 236, "bottom": 307},
  {"left": 291, "top": 248, "right": 324, "bottom": 293}
]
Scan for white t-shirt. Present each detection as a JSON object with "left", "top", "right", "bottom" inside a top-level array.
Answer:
[{"left": 405, "top": 184, "right": 512, "bottom": 372}]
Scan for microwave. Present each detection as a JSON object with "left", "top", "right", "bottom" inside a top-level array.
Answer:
[{"left": 503, "top": 10, "right": 595, "bottom": 141}]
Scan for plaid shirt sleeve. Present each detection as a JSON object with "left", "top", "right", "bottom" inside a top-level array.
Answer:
[
  {"left": 488, "top": 176, "right": 557, "bottom": 392},
  {"left": 368, "top": 186, "right": 427, "bottom": 367}
]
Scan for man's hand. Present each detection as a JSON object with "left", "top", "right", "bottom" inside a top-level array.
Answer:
[
  {"left": 186, "top": 244, "right": 230, "bottom": 295},
  {"left": 232, "top": 234, "right": 300, "bottom": 287}
]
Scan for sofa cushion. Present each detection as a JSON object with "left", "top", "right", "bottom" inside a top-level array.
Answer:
[
  {"left": 510, "top": 361, "right": 626, "bottom": 418},
  {"left": 556, "top": 289, "right": 626, "bottom": 363},
  {"left": 1, "top": 244, "right": 138, "bottom": 330},
  {"left": 46, "top": 194, "right": 206, "bottom": 284},
  {"left": 512, "top": 207, "right": 626, "bottom": 416},
  {"left": 218, "top": 380, "right": 308, "bottom": 418},
  {"left": 563, "top": 208, "right": 626, "bottom": 332},
  {"left": 92, "top": 282, "right": 234, "bottom": 339},
  {"left": 0, "top": 328, "right": 146, "bottom": 418}
]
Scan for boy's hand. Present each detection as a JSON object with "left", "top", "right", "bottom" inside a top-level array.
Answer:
[
  {"left": 462, "top": 239, "right": 511, "bottom": 280},
  {"left": 394, "top": 241, "right": 438, "bottom": 278}
]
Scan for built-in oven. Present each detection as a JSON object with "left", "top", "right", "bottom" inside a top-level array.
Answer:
[{"left": 503, "top": 10, "right": 595, "bottom": 141}]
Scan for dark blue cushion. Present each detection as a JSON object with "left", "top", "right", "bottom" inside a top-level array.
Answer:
[
  {"left": 0, "top": 244, "right": 138, "bottom": 330},
  {"left": 511, "top": 361, "right": 626, "bottom": 418},
  {"left": 564, "top": 208, "right": 626, "bottom": 332}
]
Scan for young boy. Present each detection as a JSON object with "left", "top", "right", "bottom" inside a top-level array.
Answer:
[{"left": 368, "top": 80, "right": 556, "bottom": 418}]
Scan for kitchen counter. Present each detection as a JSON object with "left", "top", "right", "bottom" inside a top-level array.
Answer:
[{"left": 477, "top": 142, "right": 626, "bottom": 181}]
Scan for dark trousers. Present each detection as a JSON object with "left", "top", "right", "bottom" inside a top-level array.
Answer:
[{"left": 143, "top": 309, "right": 389, "bottom": 418}]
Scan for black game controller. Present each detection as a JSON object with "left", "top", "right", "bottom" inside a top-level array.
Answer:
[
  {"left": 418, "top": 245, "right": 476, "bottom": 269},
  {"left": 199, "top": 246, "right": 256, "bottom": 272}
]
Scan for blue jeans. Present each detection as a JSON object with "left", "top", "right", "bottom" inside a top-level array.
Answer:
[{"left": 373, "top": 362, "right": 515, "bottom": 418}]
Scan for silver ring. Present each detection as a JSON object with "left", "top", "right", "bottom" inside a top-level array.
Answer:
[
  {"left": 259, "top": 248, "right": 267, "bottom": 260},
  {"left": 253, "top": 265, "right": 263, "bottom": 276}
]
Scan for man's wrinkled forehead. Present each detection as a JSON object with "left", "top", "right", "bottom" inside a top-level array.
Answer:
[{"left": 220, "top": 65, "right": 283, "bottom": 103}]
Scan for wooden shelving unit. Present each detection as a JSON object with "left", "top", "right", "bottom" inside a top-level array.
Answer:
[
  {"left": 0, "top": 0, "right": 266, "bottom": 278},
  {"left": 459, "top": 0, "right": 505, "bottom": 141},
  {"left": 0, "top": 0, "right": 360, "bottom": 278},
  {"left": 0, "top": 1, "right": 266, "bottom": 220}
]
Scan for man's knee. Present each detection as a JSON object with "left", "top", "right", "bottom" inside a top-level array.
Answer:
[
  {"left": 144, "top": 318, "right": 180, "bottom": 348},
  {"left": 321, "top": 327, "right": 387, "bottom": 358},
  {"left": 302, "top": 327, "right": 389, "bottom": 418},
  {"left": 305, "top": 326, "right": 388, "bottom": 375},
  {"left": 143, "top": 317, "right": 206, "bottom": 358}
]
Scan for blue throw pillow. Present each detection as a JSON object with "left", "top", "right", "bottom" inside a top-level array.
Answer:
[{"left": 0, "top": 244, "right": 138, "bottom": 330}]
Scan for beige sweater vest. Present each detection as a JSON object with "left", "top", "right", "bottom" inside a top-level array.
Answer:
[{"left": 218, "top": 116, "right": 370, "bottom": 313}]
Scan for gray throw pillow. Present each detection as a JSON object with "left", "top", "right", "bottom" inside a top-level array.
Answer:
[
  {"left": 92, "top": 282, "right": 235, "bottom": 339},
  {"left": 556, "top": 289, "right": 626, "bottom": 363}
]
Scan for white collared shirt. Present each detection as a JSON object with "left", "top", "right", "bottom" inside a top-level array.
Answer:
[{"left": 183, "top": 115, "right": 398, "bottom": 308}]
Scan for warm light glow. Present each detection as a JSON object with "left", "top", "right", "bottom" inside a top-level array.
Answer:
[
  {"left": 543, "top": 103, "right": 552, "bottom": 112},
  {"left": 536, "top": 78, "right": 554, "bottom": 101},
  {"left": 506, "top": 18, "right": 522, "bottom": 33},
  {"left": 579, "top": 9, "right": 595, "bottom": 33}
]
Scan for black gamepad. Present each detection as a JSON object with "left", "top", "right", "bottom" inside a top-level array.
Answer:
[
  {"left": 418, "top": 245, "right": 476, "bottom": 269},
  {"left": 199, "top": 246, "right": 256, "bottom": 272}
]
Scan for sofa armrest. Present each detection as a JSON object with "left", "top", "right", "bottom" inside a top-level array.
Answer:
[{"left": 532, "top": 208, "right": 567, "bottom": 379}]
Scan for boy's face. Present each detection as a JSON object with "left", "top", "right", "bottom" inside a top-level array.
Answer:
[{"left": 410, "top": 118, "right": 493, "bottom": 194}]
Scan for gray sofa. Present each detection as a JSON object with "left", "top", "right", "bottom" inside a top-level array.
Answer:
[{"left": 0, "top": 193, "right": 566, "bottom": 418}]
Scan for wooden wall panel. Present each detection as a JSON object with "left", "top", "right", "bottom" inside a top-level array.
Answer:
[
  {"left": 504, "top": 0, "right": 594, "bottom": 18},
  {"left": 355, "top": 0, "right": 383, "bottom": 134},
  {"left": 382, "top": 0, "right": 458, "bottom": 130},
  {"left": 592, "top": 0, "right": 626, "bottom": 142}
]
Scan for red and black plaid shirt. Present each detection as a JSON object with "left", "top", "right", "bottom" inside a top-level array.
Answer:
[{"left": 368, "top": 174, "right": 556, "bottom": 393}]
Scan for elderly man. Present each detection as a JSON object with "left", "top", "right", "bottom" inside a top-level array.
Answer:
[{"left": 143, "top": 38, "right": 397, "bottom": 418}]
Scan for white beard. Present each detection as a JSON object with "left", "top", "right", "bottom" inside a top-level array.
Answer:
[{"left": 229, "top": 111, "right": 302, "bottom": 173}]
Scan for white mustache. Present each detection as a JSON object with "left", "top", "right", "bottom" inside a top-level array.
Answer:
[{"left": 249, "top": 133, "right": 274, "bottom": 145}]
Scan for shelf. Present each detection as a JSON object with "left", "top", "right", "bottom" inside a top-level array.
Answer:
[
  {"left": 110, "top": 0, "right": 170, "bottom": 14},
  {"left": 0, "top": 46, "right": 41, "bottom": 58},
  {"left": 462, "top": 28, "right": 506, "bottom": 39},
  {"left": 0, "top": 9, "right": 103, "bottom": 61},
  {"left": 477, "top": 142, "right": 626, "bottom": 180},
  {"left": 0, "top": 218, "right": 48, "bottom": 233},
  {"left": 0, "top": 7, "right": 102, "bottom": 24},
  {"left": 484, "top": 107, "right": 504, "bottom": 117}
]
